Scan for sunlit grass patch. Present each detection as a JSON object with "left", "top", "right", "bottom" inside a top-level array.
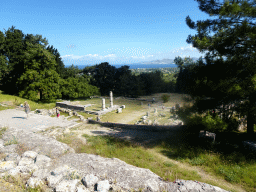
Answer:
[{"left": 56, "top": 132, "right": 201, "bottom": 184}]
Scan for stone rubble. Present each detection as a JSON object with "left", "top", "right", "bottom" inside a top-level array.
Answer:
[
  {"left": 0, "top": 150, "right": 231, "bottom": 192},
  {"left": 242, "top": 140, "right": 256, "bottom": 153},
  {"left": 0, "top": 126, "right": 232, "bottom": 192}
]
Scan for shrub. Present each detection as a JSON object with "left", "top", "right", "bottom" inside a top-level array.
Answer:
[
  {"left": 201, "top": 112, "right": 228, "bottom": 133},
  {"left": 225, "top": 117, "right": 240, "bottom": 132},
  {"left": 161, "top": 94, "right": 170, "bottom": 103}
]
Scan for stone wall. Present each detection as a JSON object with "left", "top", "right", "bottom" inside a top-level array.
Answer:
[
  {"left": 56, "top": 102, "right": 89, "bottom": 111},
  {"left": 88, "top": 119, "right": 184, "bottom": 132}
]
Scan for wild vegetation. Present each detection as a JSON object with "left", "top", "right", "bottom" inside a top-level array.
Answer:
[{"left": 0, "top": 92, "right": 255, "bottom": 192}]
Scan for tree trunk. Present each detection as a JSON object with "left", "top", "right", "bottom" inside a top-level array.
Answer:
[
  {"left": 40, "top": 90, "right": 42, "bottom": 101},
  {"left": 247, "top": 95, "right": 255, "bottom": 136}
]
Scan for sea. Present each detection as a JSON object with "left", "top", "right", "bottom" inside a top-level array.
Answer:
[{"left": 65, "top": 64, "right": 178, "bottom": 70}]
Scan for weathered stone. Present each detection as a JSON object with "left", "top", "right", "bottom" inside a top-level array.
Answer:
[
  {"left": 102, "top": 98, "right": 105, "bottom": 110},
  {"left": 110, "top": 91, "right": 113, "bottom": 108},
  {"left": 142, "top": 116, "right": 147, "bottom": 120},
  {"left": 243, "top": 140, "right": 256, "bottom": 153},
  {"left": 147, "top": 120, "right": 152, "bottom": 125},
  {"left": 0, "top": 125, "right": 230, "bottom": 192},
  {"left": 199, "top": 130, "right": 216, "bottom": 142}
]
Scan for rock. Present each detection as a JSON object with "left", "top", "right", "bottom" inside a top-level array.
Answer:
[
  {"left": 142, "top": 116, "right": 147, "bottom": 120},
  {"left": 0, "top": 128, "right": 230, "bottom": 192},
  {"left": 0, "top": 149, "right": 230, "bottom": 192},
  {"left": 198, "top": 130, "right": 216, "bottom": 142},
  {"left": 243, "top": 140, "right": 256, "bottom": 153},
  {"left": 78, "top": 115, "right": 85, "bottom": 121},
  {"left": 153, "top": 120, "right": 158, "bottom": 126},
  {"left": 159, "top": 113, "right": 166, "bottom": 117},
  {"left": 147, "top": 120, "right": 152, "bottom": 125}
]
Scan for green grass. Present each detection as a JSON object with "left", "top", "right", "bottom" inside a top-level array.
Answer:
[
  {"left": 0, "top": 91, "right": 59, "bottom": 112},
  {"left": 53, "top": 129, "right": 252, "bottom": 192}
]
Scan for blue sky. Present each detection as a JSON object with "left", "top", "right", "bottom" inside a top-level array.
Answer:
[{"left": 1, "top": 0, "right": 218, "bottom": 66}]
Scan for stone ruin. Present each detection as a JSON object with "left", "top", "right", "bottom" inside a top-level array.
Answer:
[
  {"left": 198, "top": 130, "right": 216, "bottom": 143},
  {"left": 56, "top": 101, "right": 91, "bottom": 111},
  {"left": 34, "top": 108, "right": 85, "bottom": 122}
]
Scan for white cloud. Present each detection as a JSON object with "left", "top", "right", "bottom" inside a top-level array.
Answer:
[
  {"left": 66, "top": 44, "right": 76, "bottom": 49},
  {"left": 61, "top": 45, "right": 207, "bottom": 65}
]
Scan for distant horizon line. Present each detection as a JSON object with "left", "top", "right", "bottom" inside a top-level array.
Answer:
[{"left": 64, "top": 63, "right": 177, "bottom": 66}]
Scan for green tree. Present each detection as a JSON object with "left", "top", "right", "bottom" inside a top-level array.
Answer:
[
  {"left": 46, "top": 45, "right": 66, "bottom": 78},
  {"left": 174, "top": 56, "right": 198, "bottom": 93},
  {"left": 114, "top": 65, "right": 133, "bottom": 96},
  {"left": 60, "top": 76, "right": 100, "bottom": 99},
  {"left": 63, "top": 64, "right": 83, "bottom": 79},
  {"left": 186, "top": 0, "right": 256, "bottom": 135},
  {"left": 17, "top": 45, "right": 61, "bottom": 102},
  {"left": 92, "top": 62, "right": 117, "bottom": 96},
  {"left": 0, "top": 31, "right": 8, "bottom": 88},
  {"left": 2, "top": 26, "right": 26, "bottom": 94}
]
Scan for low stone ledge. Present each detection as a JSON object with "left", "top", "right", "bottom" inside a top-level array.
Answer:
[
  {"left": 198, "top": 130, "right": 216, "bottom": 142},
  {"left": 242, "top": 140, "right": 256, "bottom": 153},
  {"left": 88, "top": 120, "right": 184, "bottom": 132}
]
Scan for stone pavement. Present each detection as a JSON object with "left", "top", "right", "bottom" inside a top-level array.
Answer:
[{"left": 0, "top": 109, "right": 81, "bottom": 133}]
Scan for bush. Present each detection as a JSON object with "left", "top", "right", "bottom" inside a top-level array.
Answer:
[
  {"left": 201, "top": 112, "right": 228, "bottom": 132},
  {"left": 161, "top": 94, "right": 170, "bottom": 103},
  {"left": 181, "top": 109, "right": 228, "bottom": 133},
  {"left": 225, "top": 117, "right": 240, "bottom": 132}
]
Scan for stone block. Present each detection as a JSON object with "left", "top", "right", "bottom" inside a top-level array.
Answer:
[
  {"left": 27, "top": 177, "right": 44, "bottom": 188},
  {"left": 55, "top": 179, "right": 79, "bottom": 192},
  {"left": 198, "top": 130, "right": 216, "bottom": 142}
]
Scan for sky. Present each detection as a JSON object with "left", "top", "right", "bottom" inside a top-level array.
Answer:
[{"left": 1, "top": 0, "right": 219, "bottom": 66}]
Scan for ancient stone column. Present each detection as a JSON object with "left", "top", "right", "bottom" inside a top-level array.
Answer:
[
  {"left": 110, "top": 91, "right": 113, "bottom": 108},
  {"left": 102, "top": 98, "right": 105, "bottom": 110}
]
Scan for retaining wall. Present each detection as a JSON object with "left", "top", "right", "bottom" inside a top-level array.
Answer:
[
  {"left": 56, "top": 102, "right": 87, "bottom": 111},
  {"left": 88, "top": 119, "right": 185, "bottom": 132}
]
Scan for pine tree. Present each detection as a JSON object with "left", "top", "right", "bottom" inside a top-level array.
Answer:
[{"left": 186, "top": 0, "right": 256, "bottom": 135}]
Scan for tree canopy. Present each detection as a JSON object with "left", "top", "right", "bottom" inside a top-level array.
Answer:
[
  {"left": 185, "top": 0, "right": 256, "bottom": 135},
  {"left": 0, "top": 26, "right": 100, "bottom": 102}
]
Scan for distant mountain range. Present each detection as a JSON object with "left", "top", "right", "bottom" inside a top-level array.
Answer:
[{"left": 132, "top": 57, "right": 205, "bottom": 65}]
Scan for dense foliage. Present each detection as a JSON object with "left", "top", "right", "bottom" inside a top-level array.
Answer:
[
  {"left": 0, "top": 26, "right": 99, "bottom": 102},
  {"left": 82, "top": 62, "right": 177, "bottom": 97},
  {"left": 172, "top": 0, "right": 256, "bottom": 135}
]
